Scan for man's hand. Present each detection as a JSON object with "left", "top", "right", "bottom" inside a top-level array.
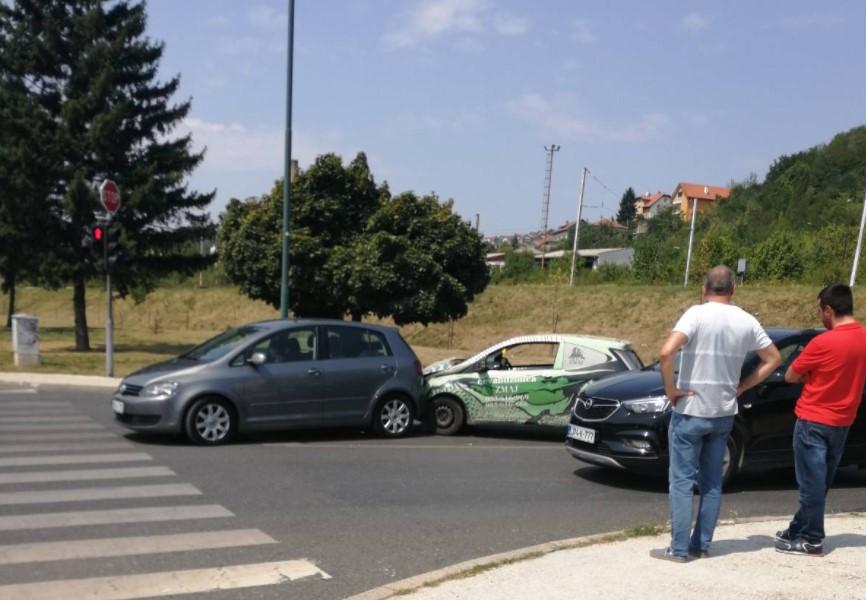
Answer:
[
  {"left": 666, "top": 387, "right": 695, "bottom": 407},
  {"left": 659, "top": 331, "right": 689, "bottom": 407},
  {"left": 785, "top": 365, "right": 809, "bottom": 384},
  {"left": 737, "top": 344, "right": 783, "bottom": 396}
]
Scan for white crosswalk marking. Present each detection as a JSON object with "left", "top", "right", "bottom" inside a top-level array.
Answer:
[
  {"left": 0, "top": 529, "right": 277, "bottom": 565},
  {"left": 0, "top": 431, "right": 118, "bottom": 442},
  {"left": 0, "top": 559, "right": 330, "bottom": 599},
  {"left": 0, "top": 422, "right": 104, "bottom": 431},
  {"left": 0, "top": 409, "right": 78, "bottom": 416},
  {"left": 0, "top": 388, "right": 37, "bottom": 395},
  {"left": 0, "top": 465, "right": 175, "bottom": 484},
  {"left": 0, "top": 441, "right": 134, "bottom": 454},
  {"left": 0, "top": 400, "right": 70, "bottom": 407},
  {"left": 0, "top": 483, "right": 201, "bottom": 505},
  {"left": 0, "top": 504, "right": 234, "bottom": 530},
  {"left": 0, "top": 452, "right": 151, "bottom": 467},
  {"left": 0, "top": 415, "right": 93, "bottom": 423}
]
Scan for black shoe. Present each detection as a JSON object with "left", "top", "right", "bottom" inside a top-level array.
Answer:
[
  {"left": 650, "top": 547, "right": 689, "bottom": 563},
  {"left": 688, "top": 548, "right": 709, "bottom": 559},
  {"left": 774, "top": 528, "right": 796, "bottom": 543},
  {"left": 775, "top": 537, "right": 824, "bottom": 557}
]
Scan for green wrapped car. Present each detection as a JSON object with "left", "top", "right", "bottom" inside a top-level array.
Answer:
[{"left": 423, "top": 334, "right": 643, "bottom": 434}]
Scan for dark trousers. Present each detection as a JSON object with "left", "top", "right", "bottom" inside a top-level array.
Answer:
[{"left": 788, "top": 419, "right": 849, "bottom": 543}]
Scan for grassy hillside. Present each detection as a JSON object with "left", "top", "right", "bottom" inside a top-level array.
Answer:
[{"left": 0, "top": 283, "right": 841, "bottom": 376}]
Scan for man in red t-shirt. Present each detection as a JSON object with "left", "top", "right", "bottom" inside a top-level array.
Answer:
[{"left": 775, "top": 284, "right": 866, "bottom": 557}]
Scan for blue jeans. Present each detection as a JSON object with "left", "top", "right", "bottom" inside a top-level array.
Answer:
[
  {"left": 668, "top": 412, "right": 734, "bottom": 557},
  {"left": 787, "top": 419, "right": 849, "bottom": 544}
]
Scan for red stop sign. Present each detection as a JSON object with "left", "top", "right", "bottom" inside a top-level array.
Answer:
[{"left": 99, "top": 179, "right": 121, "bottom": 215}]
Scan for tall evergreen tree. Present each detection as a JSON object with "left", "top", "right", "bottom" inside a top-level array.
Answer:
[
  {"left": 616, "top": 187, "right": 637, "bottom": 226},
  {"left": 0, "top": 1, "right": 213, "bottom": 350}
]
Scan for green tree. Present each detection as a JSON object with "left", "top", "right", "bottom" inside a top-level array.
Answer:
[
  {"left": 220, "top": 153, "right": 489, "bottom": 324},
  {"left": 692, "top": 229, "right": 741, "bottom": 279},
  {"left": 616, "top": 187, "right": 637, "bottom": 226},
  {"left": 0, "top": 0, "right": 214, "bottom": 350},
  {"left": 493, "top": 249, "right": 539, "bottom": 284},
  {"left": 751, "top": 231, "right": 805, "bottom": 281}
]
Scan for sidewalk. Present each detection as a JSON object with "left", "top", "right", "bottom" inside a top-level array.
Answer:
[
  {"left": 354, "top": 513, "right": 866, "bottom": 600},
  {"left": 0, "top": 371, "right": 121, "bottom": 389}
]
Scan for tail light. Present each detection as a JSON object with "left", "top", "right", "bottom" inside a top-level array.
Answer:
[{"left": 414, "top": 358, "right": 423, "bottom": 377}]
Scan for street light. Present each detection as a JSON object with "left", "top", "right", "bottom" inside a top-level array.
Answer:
[{"left": 279, "top": 0, "right": 295, "bottom": 318}]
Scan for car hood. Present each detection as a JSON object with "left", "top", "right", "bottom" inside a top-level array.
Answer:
[
  {"left": 581, "top": 370, "right": 664, "bottom": 400},
  {"left": 122, "top": 358, "right": 209, "bottom": 386},
  {"left": 423, "top": 357, "right": 468, "bottom": 377}
]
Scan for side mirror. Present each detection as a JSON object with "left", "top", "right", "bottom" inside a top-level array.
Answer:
[{"left": 247, "top": 352, "right": 267, "bottom": 366}]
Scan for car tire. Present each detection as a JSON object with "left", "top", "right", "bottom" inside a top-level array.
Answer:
[
  {"left": 184, "top": 397, "right": 237, "bottom": 446},
  {"left": 722, "top": 433, "right": 743, "bottom": 486},
  {"left": 373, "top": 396, "right": 415, "bottom": 438},
  {"left": 430, "top": 396, "right": 465, "bottom": 436}
]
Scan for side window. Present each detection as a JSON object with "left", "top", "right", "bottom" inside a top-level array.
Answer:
[
  {"left": 326, "top": 326, "right": 392, "bottom": 359},
  {"left": 245, "top": 328, "right": 317, "bottom": 364},
  {"left": 779, "top": 343, "right": 806, "bottom": 368},
  {"left": 490, "top": 343, "right": 558, "bottom": 370},
  {"left": 561, "top": 343, "right": 610, "bottom": 371}
]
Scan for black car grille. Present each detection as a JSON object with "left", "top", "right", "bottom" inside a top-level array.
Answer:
[
  {"left": 573, "top": 396, "right": 620, "bottom": 421},
  {"left": 119, "top": 384, "right": 143, "bottom": 397},
  {"left": 115, "top": 414, "right": 160, "bottom": 426}
]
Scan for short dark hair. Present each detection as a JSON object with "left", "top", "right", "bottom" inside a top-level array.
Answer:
[
  {"left": 704, "top": 265, "right": 735, "bottom": 295},
  {"left": 818, "top": 284, "right": 853, "bottom": 316}
]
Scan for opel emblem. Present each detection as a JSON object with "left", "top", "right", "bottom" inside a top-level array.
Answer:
[{"left": 578, "top": 397, "right": 593, "bottom": 410}]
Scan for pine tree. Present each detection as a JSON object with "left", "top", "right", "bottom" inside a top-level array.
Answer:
[
  {"left": 0, "top": 1, "right": 214, "bottom": 350},
  {"left": 616, "top": 187, "right": 637, "bottom": 226}
]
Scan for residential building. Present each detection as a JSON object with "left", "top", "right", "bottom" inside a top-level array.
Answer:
[
  {"left": 672, "top": 183, "right": 731, "bottom": 221},
  {"left": 537, "top": 248, "right": 634, "bottom": 269},
  {"left": 594, "top": 218, "right": 629, "bottom": 231},
  {"left": 636, "top": 191, "right": 672, "bottom": 219}
]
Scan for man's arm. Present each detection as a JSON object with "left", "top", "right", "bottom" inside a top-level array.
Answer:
[
  {"left": 784, "top": 365, "right": 809, "bottom": 384},
  {"left": 736, "top": 344, "right": 782, "bottom": 396},
  {"left": 659, "top": 331, "right": 692, "bottom": 406}
]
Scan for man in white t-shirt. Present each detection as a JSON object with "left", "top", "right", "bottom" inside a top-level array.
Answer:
[{"left": 650, "top": 266, "right": 781, "bottom": 562}]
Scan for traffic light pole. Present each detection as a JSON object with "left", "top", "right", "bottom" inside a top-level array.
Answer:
[{"left": 104, "top": 217, "right": 114, "bottom": 377}]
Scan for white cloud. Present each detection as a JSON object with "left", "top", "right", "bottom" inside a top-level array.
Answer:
[
  {"left": 382, "top": 0, "right": 528, "bottom": 49},
  {"left": 571, "top": 19, "right": 597, "bottom": 44},
  {"left": 681, "top": 12, "right": 709, "bottom": 32},
  {"left": 248, "top": 6, "right": 288, "bottom": 30},
  {"left": 508, "top": 93, "right": 670, "bottom": 144},
  {"left": 494, "top": 13, "right": 529, "bottom": 36}
]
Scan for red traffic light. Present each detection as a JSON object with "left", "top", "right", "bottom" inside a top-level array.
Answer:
[{"left": 93, "top": 225, "right": 105, "bottom": 242}]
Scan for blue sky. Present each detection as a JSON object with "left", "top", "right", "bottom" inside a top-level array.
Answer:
[{"left": 148, "top": 0, "right": 866, "bottom": 236}]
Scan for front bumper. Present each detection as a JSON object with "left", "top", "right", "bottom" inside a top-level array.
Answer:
[
  {"left": 111, "top": 394, "right": 183, "bottom": 433},
  {"left": 565, "top": 413, "right": 669, "bottom": 475}
]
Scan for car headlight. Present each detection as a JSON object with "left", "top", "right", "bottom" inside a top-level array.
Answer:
[
  {"left": 140, "top": 381, "right": 180, "bottom": 400},
  {"left": 622, "top": 395, "right": 669, "bottom": 414}
]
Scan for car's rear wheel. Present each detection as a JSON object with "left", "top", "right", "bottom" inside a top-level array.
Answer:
[
  {"left": 374, "top": 396, "right": 414, "bottom": 438},
  {"left": 430, "top": 396, "right": 465, "bottom": 435},
  {"left": 722, "top": 433, "right": 743, "bottom": 486},
  {"left": 184, "top": 397, "right": 236, "bottom": 445}
]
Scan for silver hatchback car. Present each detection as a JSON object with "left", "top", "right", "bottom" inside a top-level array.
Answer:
[{"left": 112, "top": 319, "right": 425, "bottom": 445}]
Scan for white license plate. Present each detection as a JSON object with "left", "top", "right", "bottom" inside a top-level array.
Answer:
[
  {"left": 567, "top": 424, "right": 596, "bottom": 444},
  {"left": 112, "top": 399, "right": 125, "bottom": 415}
]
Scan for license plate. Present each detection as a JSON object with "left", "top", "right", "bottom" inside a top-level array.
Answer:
[
  {"left": 567, "top": 424, "right": 596, "bottom": 444},
  {"left": 112, "top": 399, "right": 125, "bottom": 415}
]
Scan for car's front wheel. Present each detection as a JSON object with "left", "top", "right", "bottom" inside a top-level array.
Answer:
[
  {"left": 374, "top": 396, "right": 415, "bottom": 438},
  {"left": 184, "top": 397, "right": 237, "bottom": 445},
  {"left": 722, "top": 433, "right": 744, "bottom": 486},
  {"left": 430, "top": 396, "right": 465, "bottom": 435}
]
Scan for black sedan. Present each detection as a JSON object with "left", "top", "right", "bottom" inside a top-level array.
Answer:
[{"left": 565, "top": 328, "right": 866, "bottom": 483}]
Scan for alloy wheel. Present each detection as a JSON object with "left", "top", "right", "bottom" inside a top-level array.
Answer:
[
  {"left": 194, "top": 403, "right": 231, "bottom": 442},
  {"left": 380, "top": 399, "right": 411, "bottom": 435}
]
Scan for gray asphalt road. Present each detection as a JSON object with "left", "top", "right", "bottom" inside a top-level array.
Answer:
[{"left": 1, "top": 383, "right": 865, "bottom": 599}]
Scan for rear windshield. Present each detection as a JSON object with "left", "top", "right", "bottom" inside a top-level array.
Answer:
[{"left": 180, "top": 326, "right": 264, "bottom": 362}]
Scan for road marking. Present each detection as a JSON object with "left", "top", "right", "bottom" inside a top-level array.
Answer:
[
  {"left": 0, "top": 409, "right": 79, "bottom": 416},
  {"left": 0, "top": 504, "right": 234, "bottom": 531},
  {"left": 0, "top": 452, "right": 151, "bottom": 467},
  {"left": 0, "top": 388, "right": 37, "bottom": 395},
  {"left": 0, "top": 529, "right": 277, "bottom": 565},
  {"left": 265, "top": 443, "right": 563, "bottom": 450},
  {"left": 0, "top": 423, "right": 104, "bottom": 431},
  {"left": 0, "top": 483, "right": 201, "bottom": 505},
  {"left": 0, "top": 466, "right": 175, "bottom": 484},
  {"left": 0, "top": 441, "right": 134, "bottom": 454},
  {"left": 0, "top": 400, "right": 70, "bottom": 407},
  {"left": 0, "top": 415, "right": 93, "bottom": 423},
  {"left": 0, "top": 432, "right": 118, "bottom": 442},
  {"left": 0, "top": 559, "right": 329, "bottom": 599}
]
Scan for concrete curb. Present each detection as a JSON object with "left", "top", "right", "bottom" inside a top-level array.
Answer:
[
  {"left": 344, "top": 511, "right": 865, "bottom": 600},
  {"left": 0, "top": 372, "right": 121, "bottom": 389}
]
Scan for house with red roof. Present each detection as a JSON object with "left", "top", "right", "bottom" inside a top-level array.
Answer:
[
  {"left": 672, "top": 183, "right": 730, "bottom": 221},
  {"left": 635, "top": 191, "right": 672, "bottom": 219}
]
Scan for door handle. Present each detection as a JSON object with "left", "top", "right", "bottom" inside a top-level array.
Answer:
[
  {"left": 380, "top": 365, "right": 394, "bottom": 373},
  {"left": 307, "top": 368, "right": 321, "bottom": 377}
]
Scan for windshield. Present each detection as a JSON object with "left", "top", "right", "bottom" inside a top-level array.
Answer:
[{"left": 180, "top": 326, "right": 265, "bottom": 362}]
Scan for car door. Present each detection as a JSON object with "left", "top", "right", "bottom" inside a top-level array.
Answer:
[
  {"left": 316, "top": 325, "right": 397, "bottom": 423},
  {"left": 740, "top": 337, "right": 807, "bottom": 464},
  {"left": 239, "top": 326, "right": 323, "bottom": 425}
]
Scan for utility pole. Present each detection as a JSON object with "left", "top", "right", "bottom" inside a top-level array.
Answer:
[
  {"left": 540, "top": 144, "right": 560, "bottom": 268},
  {"left": 684, "top": 197, "right": 698, "bottom": 287},
  {"left": 198, "top": 237, "right": 204, "bottom": 288},
  {"left": 569, "top": 167, "right": 588, "bottom": 286},
  {"left": 851, "top": 179, "right": 866, "bottom": 286},
  {"left": 279, "top": 0, "right": 295, "bottom": 319},
  {"left": 475, "top": 213, "right": 480, "bottom": 231}
]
